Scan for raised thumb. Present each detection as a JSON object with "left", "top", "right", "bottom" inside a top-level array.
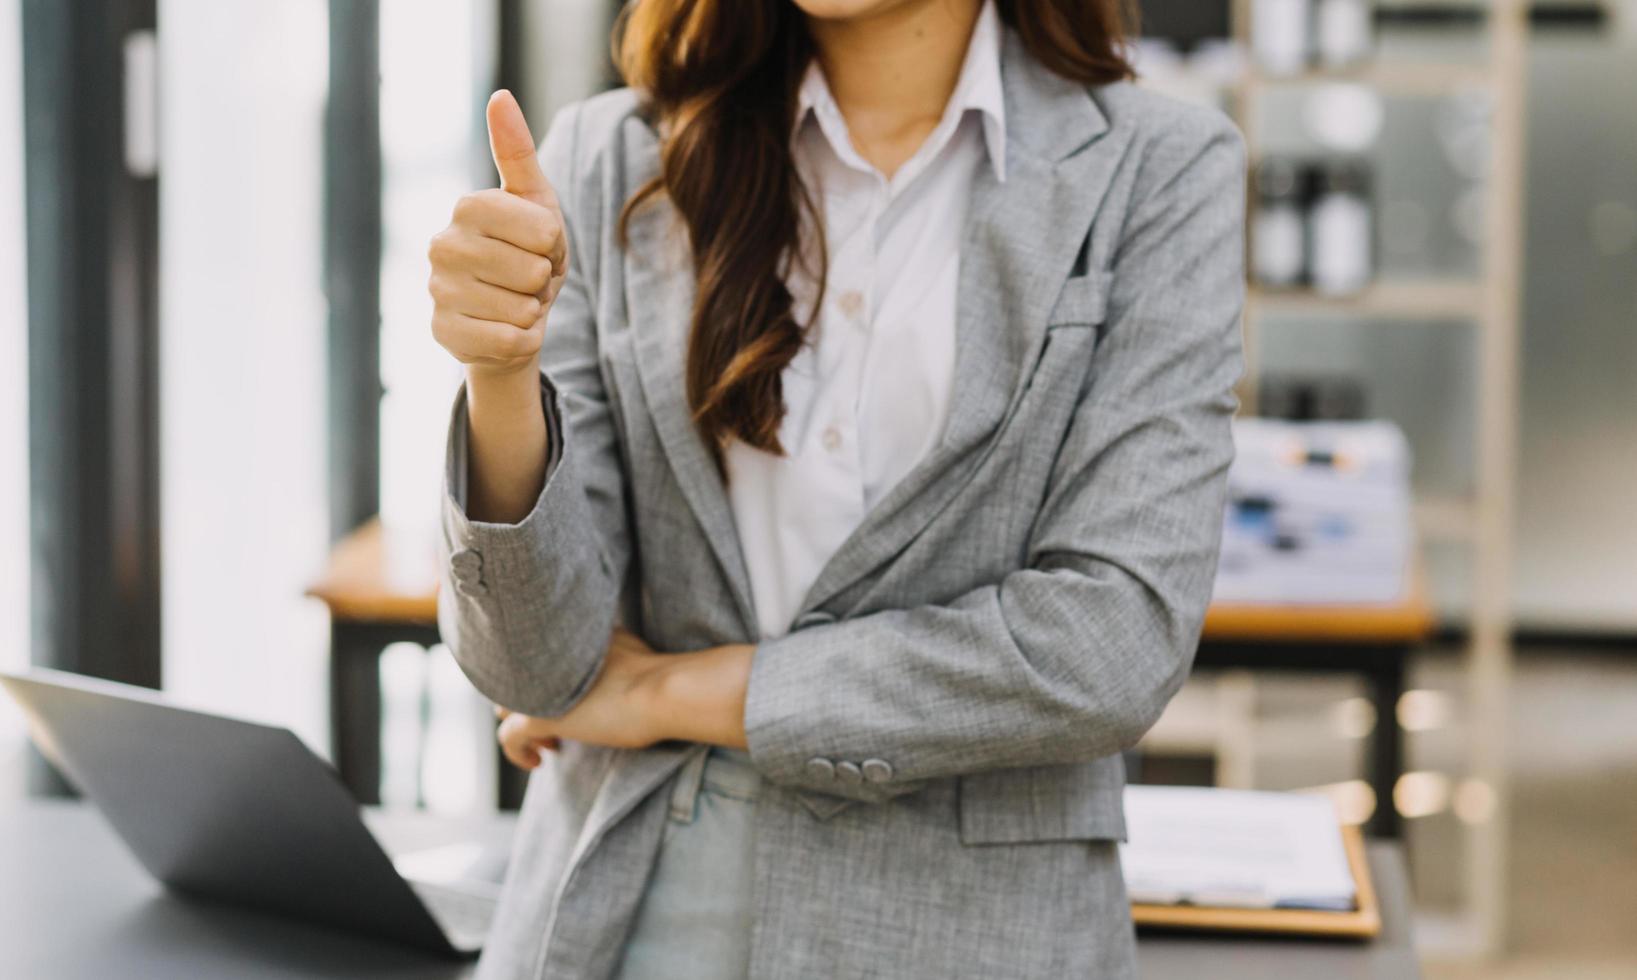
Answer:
[{"left": 486, "top": 90, "right": 555, "bottom": 209}]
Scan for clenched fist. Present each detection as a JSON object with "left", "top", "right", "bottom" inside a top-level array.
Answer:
[{"left": 428, "top": 89, "right": 568, "bottom": 377}]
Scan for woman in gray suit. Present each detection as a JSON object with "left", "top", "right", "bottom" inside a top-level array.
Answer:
[{"left": 427, "top": 0, "right": 1244, "bottom": 976}]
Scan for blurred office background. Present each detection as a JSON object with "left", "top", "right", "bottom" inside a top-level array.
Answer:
[{"left": 0, "top": 1, "right": 1632, "bottom": 977}]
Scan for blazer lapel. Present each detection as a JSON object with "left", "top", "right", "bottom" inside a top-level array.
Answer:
[
  {"left": 618, "top": 30, "right": 1126, "bottom": 640},
  {"left": 622, "top": 149, "right": 760, "bottom": 638},
  {"left": 789, "top": 30, "right": 1124, "bottom": 620}
]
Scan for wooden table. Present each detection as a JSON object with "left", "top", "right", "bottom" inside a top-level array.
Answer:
[
  {"left": 311, "top": 520, "right": 1434, "bottom": 832},
  {"left": 306, "top": 519, "right": 524, "bottom": 810},
  {"left": 1196, "top": 582, "right": 1436, "bottom": 837}
]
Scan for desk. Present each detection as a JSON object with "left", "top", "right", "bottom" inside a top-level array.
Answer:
[
  {"left": 1197, "top": 587, "right": 1435, "bottom": 838},
  {"left": 306, "top": 519, "right": 525, "bottom": 810},
  {"left": 0, "top": 799, "right": 1420, "bottom": 979}
]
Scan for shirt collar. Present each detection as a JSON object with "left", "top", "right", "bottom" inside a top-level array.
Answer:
[{"left": 795, "top": 0, "right": 1007, "bottom": 183}]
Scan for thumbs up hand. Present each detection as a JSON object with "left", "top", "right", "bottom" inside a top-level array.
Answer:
[{"left": 429, "top": 90, "right": 569, "bottom": 377}]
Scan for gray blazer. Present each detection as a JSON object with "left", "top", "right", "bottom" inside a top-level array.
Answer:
[{"left": 440, "top": 28, "right": 1245, "bottom": 980}]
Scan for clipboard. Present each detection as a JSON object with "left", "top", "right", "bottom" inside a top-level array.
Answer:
[{"left": 1130, "top": 824, "right": 1382, "bottom": 939}]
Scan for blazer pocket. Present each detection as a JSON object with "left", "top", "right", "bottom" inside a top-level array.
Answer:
[
  {"left": 1045, "top": 270, "right": 1111, "bottom": 329},
  {"left": 958, "top": 756, "right": 1128, "bottom": 844}
]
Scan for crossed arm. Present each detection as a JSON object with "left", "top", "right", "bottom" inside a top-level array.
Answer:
[{"left": 493, "top": 630, "right": 753, "bottom": 771}]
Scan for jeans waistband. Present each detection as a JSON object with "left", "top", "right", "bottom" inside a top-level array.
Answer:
[{"left": 667, "top": 747, "right": 761, "bottom": 823}]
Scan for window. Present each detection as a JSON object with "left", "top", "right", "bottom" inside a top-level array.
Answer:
[
  {"left": 377, "top": 0, "right": 497, "bottom": 810},
  {"left": 158, "top": 0, "right": 332, "bottom": 749},
  {"left": 378, "top": 0, "right": 480, "bottom": 536}
]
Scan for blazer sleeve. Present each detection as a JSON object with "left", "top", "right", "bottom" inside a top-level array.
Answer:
[
  {"left": 438, "top": 101, "right": 632, "bottom": 718},
  {"left": 743, "top": 116, "right": 1247, "bottom": 803}
]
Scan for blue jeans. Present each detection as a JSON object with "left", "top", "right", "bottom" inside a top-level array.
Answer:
[{"left": 612, "top": 748, "right": 761, "bottom": 980}]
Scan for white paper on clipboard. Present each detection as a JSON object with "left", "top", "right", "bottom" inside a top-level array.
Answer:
[{"left": 1120, "top": 785, "right": 1357, "bottom": 911}]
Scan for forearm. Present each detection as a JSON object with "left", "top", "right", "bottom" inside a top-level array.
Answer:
[
  {"left": 492, "top": 638, "right": 753, "bottom": 755},
  {"left": 465, "top": 359, "right": 549, "bottom": 524},
  {"left": 646, "top": 643, "right": 754, "bottom": 750},
  {"left": 740, "top": 564, "right": 1207, "bottom": 802},
  {"left": 440, "top": 374, "right": 626, "bottom": 719}
]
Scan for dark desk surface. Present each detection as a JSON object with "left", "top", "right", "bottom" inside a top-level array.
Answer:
[{"left": 0, "top": 799, "right": 1420, "bottom": 979}]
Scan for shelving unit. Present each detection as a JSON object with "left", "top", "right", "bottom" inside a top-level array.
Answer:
[
  {"left": 1250, "top": 278, "right": 1487, "bottom": 318},
  {"left": 1239, "top": 61, "right": 1493, "bottom": 96},
  {"left": 1227, "top": 0, "right": 1528, "bottom": 960}
]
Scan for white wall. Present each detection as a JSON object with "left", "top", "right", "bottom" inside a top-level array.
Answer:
[
  {"left": 158, "top": 0, "right": 332, "bottom": 750},
  {"left": 0, "top": 0, "right": 32, "bottom": 802}
]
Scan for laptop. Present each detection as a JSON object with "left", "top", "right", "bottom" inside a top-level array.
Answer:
[{"left": 1, "top": 667, "right": 502, "bottom": 956}]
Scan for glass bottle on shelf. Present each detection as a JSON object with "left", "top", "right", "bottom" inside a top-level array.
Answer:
[
  {"left": 1314, "top": 0, "right": 1374, "bottom": 70},
  {"left": 1252, "top": 0, "right": 1312, "bottom": 76},
  {"left": 1253, "top": 158, "right": 1308, "bottom": 289},
  {"left": 1307, "top": 159, "right": 1374, "bottom": 296}
]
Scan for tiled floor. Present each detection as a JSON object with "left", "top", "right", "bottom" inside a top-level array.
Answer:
[{"left": 1206, "top": 646, "right": 1637, "bottom": 978}]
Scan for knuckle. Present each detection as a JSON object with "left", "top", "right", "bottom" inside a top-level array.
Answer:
[
  {"left": 526, "top": 256, "right": 553, "bottom": 290},
  {"left": 539, "top": 210, "right": 562, "bottom": 241},
  {"left": 513, "top": 296, "right": 543, "bottom": 328},
  {"left": 429, "top": 311, "right": 457, "bottom": 348},
  {"left": 453, "top": 189, "right": 499, "bottom": 224},
  {"left": 427, "top": 229, "right": 460, "bottom": 266},
  {"left": 506, "top": 326, "right": 542, "bottom": 359}
]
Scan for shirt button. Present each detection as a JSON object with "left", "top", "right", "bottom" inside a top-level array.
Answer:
[
  {"left": 837, "top": 289, "right": 865, "bottom": 319},
  {"left": 821, "top": 426, "right": 843, "bottom": 452}
]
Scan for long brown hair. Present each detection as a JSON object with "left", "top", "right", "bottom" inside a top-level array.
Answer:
[{"left": 616, "top": 1, "right": 1135, "bottom": 463}]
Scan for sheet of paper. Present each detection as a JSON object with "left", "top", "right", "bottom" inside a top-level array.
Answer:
[{"left": 1120, "top": 785, "right": 1357, "bottom": 910}]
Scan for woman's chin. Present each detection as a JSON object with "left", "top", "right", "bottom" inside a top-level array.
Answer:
[{"left": 789, "top": 0, "right": 930, "bottom": 25}]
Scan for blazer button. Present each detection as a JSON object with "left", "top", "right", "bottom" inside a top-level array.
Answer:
[
  {"left": 450, "top": 549, "right": 486, "bottom": 596},
  {"left": 836, "top": 761, "right": 863, "bottom": 784},
  {"left": 861, "top": 759, "right": 894, "bottom": 783},
  {"left": 804, "top": 758, "right": 836, "bottom": 781}
]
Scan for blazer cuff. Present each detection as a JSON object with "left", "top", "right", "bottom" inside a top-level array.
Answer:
[
  {"left": 744, "top": 621, "right": 927, "bottom": 805},
  {"left": 440, "top": 371, "right": 570, "bottom": 593}
]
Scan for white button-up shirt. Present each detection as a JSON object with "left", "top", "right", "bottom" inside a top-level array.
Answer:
[{"left": 724, "top": 1, "right": 1007, "bottom": 640}]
